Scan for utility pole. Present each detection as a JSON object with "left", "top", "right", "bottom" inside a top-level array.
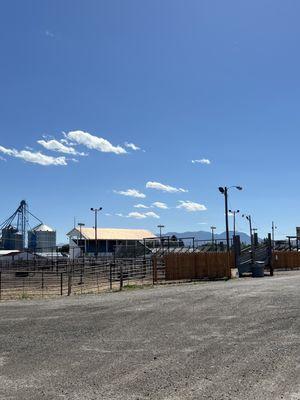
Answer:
[
  {"left": 229, "top": 209, "right": 240, "bottom": 237},
  {"left": 272, "top": 221, "right": 277, "bottom": 248},
  {"left": 90, "top": 207, "right": 102, "bottom": 258}
]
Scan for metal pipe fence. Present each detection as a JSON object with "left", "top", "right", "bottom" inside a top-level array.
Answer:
[{"left": 0, "top": 258, "right": 154, "bottom": 301}]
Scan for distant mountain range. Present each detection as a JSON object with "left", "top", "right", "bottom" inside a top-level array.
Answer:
[{"left": 163, "top": 230, "right": 253, "bottom": 245}]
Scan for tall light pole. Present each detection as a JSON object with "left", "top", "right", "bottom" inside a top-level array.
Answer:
[
  {"left": 91, "top": 207, "right": 102, "bottom": 258},
  {"left": 229, "top": 209, "right": 240, "bottom": 237},
  {"left": 242, "top": 214, "right": 253, "bottom": 245},
  {"left": 157, "top": 224, "right": 165, "bottom": 248},
  {"left": 218, "top": 186, "right": 242, "bottom": 251},
  {"left": 157, "top": 224, "right": 165, "bottom": 238},
  {"left": 242, "top": 214, "right": 256, "bottom": 263}
]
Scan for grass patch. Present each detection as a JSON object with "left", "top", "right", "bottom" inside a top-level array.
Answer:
[
  {"left": 122, "top": 284, "right": 153, "bottom": 291},
  {"left": 19, "top": 293, "right": 32, "bottom": 300}
]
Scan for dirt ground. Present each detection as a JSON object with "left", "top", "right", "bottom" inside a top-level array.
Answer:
[{"left": 0, "top": 271, "right": 299, "bottom": 399}]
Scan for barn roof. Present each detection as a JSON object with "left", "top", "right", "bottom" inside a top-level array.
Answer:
[{"left": 67, "top": 227, "right": 156, "bottom": 241}]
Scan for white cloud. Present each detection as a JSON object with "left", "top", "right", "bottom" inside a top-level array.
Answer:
[
  {"left": 0, "top": 155, "right": 6, "bottom": 162},
  {"left": 0, "top": 145, "right": 67, "bottom": 166},
  {"left": 115, "top": 210, "right": 160, "bottom": 219},
  {"left": 37, "top": 139, "right": 86, "bottom": 155},
  {"left": 124, "top": 142, "right": 141, "bottom": 151},
  {"left": 152, "top": 201, "right": 168, "bottom": 209},
  {"left": 198, "top": 222, "right": 208, "bottom": 225},
  {"left": 146, "top": 181, "right": 188, "bottom": 193},
  {"left": 192, "top": 159, "right": 211, "bottom": 165},
  {"left": 113, "top": 189, "right": 146, "bottom": 198},
  {"left": 134, "top": 204, "right": 149, "bottom": 209},
  {"left": 144, "top": 211, "right": 160, "bottom": 219},
  {"left": 66, "top": 130, "right": 127, "bottom": 155},
  {"left": 61, "top": 134, "right": 76, "bottom": 146},
  {"left": 127, "top": 211, "right": 159, "bottom": 219},
  {"left": 177, "top": 200, "right": 207, "bottom": 212},
  {"left": 127, "top": 212, "right": 147, "bottom": 219}
]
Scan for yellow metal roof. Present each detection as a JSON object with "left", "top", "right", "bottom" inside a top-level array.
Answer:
[{"left": 68, "top": 227, "right": 156, "bottom": 240}]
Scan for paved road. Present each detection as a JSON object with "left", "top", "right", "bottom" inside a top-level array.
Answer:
[{"left": 0, "top": 272, "right": 299, "bottom": 400}]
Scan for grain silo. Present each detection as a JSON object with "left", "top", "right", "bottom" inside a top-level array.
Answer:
[
  {"left": 1, "top": 226, "right": 23, "bottom": 250},
  {"left": 28, "top": 223, "right": 56, "bottom": 252}
]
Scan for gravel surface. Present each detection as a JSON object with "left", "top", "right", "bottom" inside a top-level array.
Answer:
[{"left": 0, "top": 271, "right": 299, "bottom": 400}]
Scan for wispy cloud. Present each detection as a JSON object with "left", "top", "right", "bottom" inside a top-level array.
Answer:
[
  {"left": 113, "top": 189, "right": 146, "bottom": 198},
  {"left": 37, "top": 139, "right": 86, "bottom": 156},
  {"left": 177, "top": 200, "right": 207, "bottom": 212},
  {"left": 0, "top": 145, "right": 67, "bottom": 166},
  {"left": 0, "top": 155, "right": 7, "bottom": 162},
  {"left": 67, "top": 130, "right": 127, "bottom": 155},
  {"left": 120, "top": 211, "right": 160, "bottom": 219},
  {"left": 134, "top": 204, "right": 149, "bottom": 209},
  {"left": 152, "top": 201, "right": 168, "bottom": 209},
  {"left": 146, "top": 181, "right": 188, "bottom": 193},
  {"left": 124, "top": 142, "right": 141, "bottom": 151},
  {"left": 127, "top": 212, "right": 148, "bottom": 219},
  {"left": 192, "top": 159, "right": 211, "bottom": 165},
  {"left": 45, "top": 30, "right": 55, "bottom": 38}
]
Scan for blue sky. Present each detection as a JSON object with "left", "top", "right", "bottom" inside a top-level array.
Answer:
[{"left": 1, "top": 0, "right": 300, "bottom": 242}]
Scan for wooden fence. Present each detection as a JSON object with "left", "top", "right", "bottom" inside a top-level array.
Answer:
[
  {"left": 272, "top": 251, "right": 300, "bottom": 269},
  {"left": 160, "top": 252, "right": 233, "bottom": 281}
]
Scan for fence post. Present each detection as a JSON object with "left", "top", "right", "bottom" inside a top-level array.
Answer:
[
  {"left": 143, "top": 239, "right": 146, "bottom": 260},
  {"left": 60, "top": 273, "right": 63, "bottom": 295},
  {"left": 119, "top": 265, "right": 123, "bottom": 291},
  {"left": 67, "top": 266, "right": 72, "bottom": 296},
  {"left": 233, "top": 235, "right": 241, "bottom": 269},
  {"left": 41, "top": 271, "right": 44, "bottom": 290},
  {"left": 152, "top": 257, "right": 157, "bottom": 284},
  {"left": 109, "top": 262, "right": 113, "bottom": 290}
]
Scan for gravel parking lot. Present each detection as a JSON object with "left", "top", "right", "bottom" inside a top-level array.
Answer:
[{"left": 0, "top": 271, "right": 299, "bottom": 400}]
